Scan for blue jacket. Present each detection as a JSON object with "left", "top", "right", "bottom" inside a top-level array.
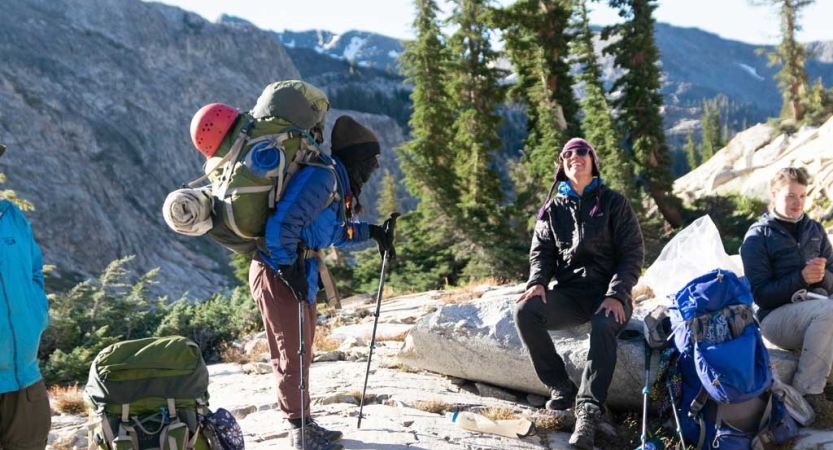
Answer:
[
  {"left": 0, "top": 200, "right": 49, "bottom": 393},
  {"left": 740, "top": 212, "right": 833, "bottom": 321},
  {"left": 259, "top": 157, "right": 370, "bottom": 303}
]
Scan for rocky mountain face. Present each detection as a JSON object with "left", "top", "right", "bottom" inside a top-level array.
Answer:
[
  {"left": 675, "top": 115, "right": 833, "bottom": 220},
  {"left": 0, "top": 0, "right": 405, "bottom": 298},
  {"left": 272, "top": 28, "right": 404, "bottom": 73}
]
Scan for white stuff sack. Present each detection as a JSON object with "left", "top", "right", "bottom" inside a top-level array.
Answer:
[{"left": 642, "top": 215, "right": 743, "bottom": 300}]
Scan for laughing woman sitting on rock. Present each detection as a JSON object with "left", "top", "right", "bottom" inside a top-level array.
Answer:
[{"left": 740, "top": 166, "right": 833, "bottom": 428}]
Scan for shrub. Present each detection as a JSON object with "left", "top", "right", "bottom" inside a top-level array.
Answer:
[
  {"left": 686, "top": 193, "right": 767, "bottom": 254},
  {"left": 48, "top": 383, "right": 86, "bottom": 416}
]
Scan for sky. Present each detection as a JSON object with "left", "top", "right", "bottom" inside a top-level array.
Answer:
[{"left": 149, "top": 0, "right": 833, "bottom": 45}]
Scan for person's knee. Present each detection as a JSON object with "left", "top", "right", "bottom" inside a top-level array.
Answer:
[
  {"left": 813, "top": 301, "right": 833, "bottom": 324},
  {"left": 591, "top": 312, "right": 625, "bottom": 337},
  {"left": 514, "top": 298, "right": 542, "bottom": 330}
]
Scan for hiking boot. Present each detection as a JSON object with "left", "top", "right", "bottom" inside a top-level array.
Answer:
[
  {"left": 545, "top": 379, "right": 577, "bottom": 411},
  {"left": 806, "top": 393, "right": 833, "bottom": 429},
  {"left": 307, "top": 420, "right": 343, "bottom": 442},
  {"left": 288, "top": 426, "right": 345, "bottom": 450},
  {"left": 569, "top": 402, "right": 601, "bottom": 450}
]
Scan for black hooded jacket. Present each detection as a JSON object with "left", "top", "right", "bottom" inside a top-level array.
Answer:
[
  {"left": 740, "top": 212, "right": 833, "bottom": 321},
  {"left": 527, "top": 183, "right": 644, "bottom": 306}
]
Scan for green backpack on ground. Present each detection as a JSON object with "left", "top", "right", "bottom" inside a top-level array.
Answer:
[
  {"left": 85, "top": 336, "right": 211, "bottom": 450},
  {"left": 188, "top": 80, "right": 336, "bottom": 254}
]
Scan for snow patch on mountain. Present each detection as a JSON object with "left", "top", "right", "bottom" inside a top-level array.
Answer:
[
  {"left": 737, "top": 63, "right": 765, "bottom": 81},
  {"left": 343, "top": 36, "right": 366, "bottom": 61},
  {"left": 323, "top": 34, "right": 342, "bottom": 51}
]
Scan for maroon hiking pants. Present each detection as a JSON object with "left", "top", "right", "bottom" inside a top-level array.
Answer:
[{"left": 249, "top": 255, "right": 317, "bottom": 419}]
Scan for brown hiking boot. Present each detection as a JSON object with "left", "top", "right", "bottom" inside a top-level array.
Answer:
[
  {"left": 545, "top": 379, "right": 578, "bottom": 411},
  {"left": 569, "top": 402, "right": 601, "bottom": 450},
  {"left": 806, "top": 393, "right": 833, "bottom": 430}
]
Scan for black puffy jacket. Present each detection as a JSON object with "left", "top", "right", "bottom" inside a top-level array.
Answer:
[
  {"left": 527, "top": 184, "right": 644, "bottom": 306},
  {"left": 740, "top": 212, "right": 833, "bottom": 321}
]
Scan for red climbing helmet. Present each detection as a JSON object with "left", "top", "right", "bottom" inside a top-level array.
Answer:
[{"left": 189, "top": 103, "right": 240, "bottom": 158}]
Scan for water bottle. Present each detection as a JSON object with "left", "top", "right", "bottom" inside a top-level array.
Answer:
[
  {"left": 445, "top": 411, "right": 535, "bottom": 439},
  {"left": 636, "top": 437, "right": 665, "bottom": 450},
  {"left": 245, "top": 141, "right": 283, "bottom": 178}
]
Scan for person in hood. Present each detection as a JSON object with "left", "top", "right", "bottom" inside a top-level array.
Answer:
[
  {"left": 249, "top": 116, "right": 393, "bottom": 450},
  {"left": 0, "top": 144, "right": 52, "bottom": 449},
  {"left": 513, "top": 138, "right": 643, "bottom": 450},
  {"left": 740, "top": 167, "right": 833, "bottom": 427}
]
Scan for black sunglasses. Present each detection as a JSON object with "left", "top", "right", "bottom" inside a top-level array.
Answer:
[{"left": 560, "top": 147, "right": 589, "bottom": 160}]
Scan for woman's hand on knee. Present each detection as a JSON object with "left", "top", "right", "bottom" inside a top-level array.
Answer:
[
  {"left": 595, "top": 297, "right": 626, "bottom": 324},
  {"left": 518, "top": 284, "right": 546, "bottom": 303}
]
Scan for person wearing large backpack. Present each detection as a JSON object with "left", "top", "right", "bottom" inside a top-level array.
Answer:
[
  {"left": 740, "top": 166, "right": 833, "bottom": 427},
  {"left": 249, "top": 116, "right": 393, "bottom": 450},
  {"left": 0, "top": 144, "right": 52, "bottom": 450},
  {"left": 513, "top": 138, "right": 644, "bottom": 450}
]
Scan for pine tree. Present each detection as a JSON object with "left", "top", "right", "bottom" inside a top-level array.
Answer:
[
  {"left": 377, "top": 170, "right": 400, "bottom": 218},
  {"left": 804, "top": 77, "right": 833, "bottom": 124},
  {"left": 572, "top": 0, "right": 639, "bottom": 205},
  {"left": 448, "top": 0, "right": 506, "bottom": 218},
  {"left": 754, "top": 0, "right": 813, "bottom": 122},
  {"left": 684, "top": 129, "right": 698, "bottom": 171},
  {"left": 496, "top": 0, "right": 582, "bottom": 180},
  {"left": 447, "top": 0, "right": 528, "bottom": 281},
  {"left": 389, "top": 0, "right": 471, "bottom": 290},
  {"left": 700, "top": 99, "right": 723, "bottom": 161},
  {"left": 603, "top": 0, "right": 684, "bottom": 227},
  {"left": 396, "top": 0, "right": 458, "bottom": 212}
]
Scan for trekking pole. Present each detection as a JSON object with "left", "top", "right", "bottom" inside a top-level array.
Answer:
[
  {"left": 640, "top": 343, "right": 651, "bottom": 450},
  {"left": 298, "top": 293, "right": 307, "bottom": 450},
  {"left": 666, "top": 381, "right": 686, "bottom": 450},
  {"left": 357, "top": 212, "right": 400, "bottom": 429}
]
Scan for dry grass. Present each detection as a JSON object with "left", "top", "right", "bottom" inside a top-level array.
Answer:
[
  {"left": 313, "top": 325, "right": 340, "bottom": 353},
  {"left": 413, "top": 399, "right": 454, "bottom": 415},
  {"left": 220, "top": 342, "right": 250, "bottom": 365},
  {"left": 355, "top": 308, "right": 373, "bottom": 320},
  {"left": 631, "top": 284, "right": 655, "bottom": 301},
  {"left": 530, "top": 411, "right": 570, "bottom": 432},
  {"left": 378, "top": 362, "right": 421, "bottom": 373},
  {"left": 49, "top": 437, "right": 75, "bottom": 450},
  {"left": 594, "top": 410, "right": 682, "bottom": 450},
  {"left": 382, "top": 285, "right": 413, "bottom": 301},
  {"left": 48, "top": 384, "right": 86, "bottom": 416},
  {"left": 439, "top": 291, "right": 471, "bottom": 305},
  {"left": 318, "top": 304, "right": 336, "bottom": 317},
  {"left": 377, "top": 330, "right": 409, "bottom": 342},
  {"left": 247, "top": 339, "right": 270, "bottom": 359},
  {"left": 479, "top": 406, "right": 519, "bottom": 421},
  {"left": 327, "top": 314, "right": 345, "bottom": 327},
  {"left": 348, "top": 389, "right": 374, "bottom": 404},
  {"left": 439, "top": 276, "right": 510, "bottom": 305}
]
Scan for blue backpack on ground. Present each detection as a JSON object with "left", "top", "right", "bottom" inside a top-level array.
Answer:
[{"left": 668, "top": 269, "right": 797, "bottom": 449}]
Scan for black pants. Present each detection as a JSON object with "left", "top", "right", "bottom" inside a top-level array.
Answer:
[{"left": 514, "top": 286, "right": 632, "bottom": 408}]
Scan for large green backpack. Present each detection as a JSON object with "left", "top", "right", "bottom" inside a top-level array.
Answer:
[
  {"left": 188, "top": 80, "right": 336, "bottom": 254},
  {"left": 85, "top": 336, "right": 211, "bottom": 450}
]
